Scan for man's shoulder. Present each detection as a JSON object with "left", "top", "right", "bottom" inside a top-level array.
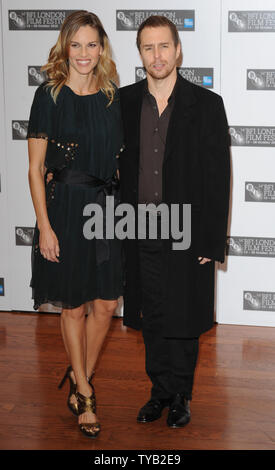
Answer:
[
  {"left": 179, "top": 75, "right": 223, "bottom": 106},
  {"left": 119, "top": 79, "right": 145, "bottom": 99}
]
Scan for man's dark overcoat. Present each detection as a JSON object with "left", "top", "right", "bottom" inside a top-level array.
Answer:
[{"left": 119, "top": 73, "right": 230, "bottom": 338}]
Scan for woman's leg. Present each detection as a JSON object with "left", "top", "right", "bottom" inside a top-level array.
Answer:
[
  {"left": 85, "top": 299, "right": 118, "bottom": 384},
  {"left": 60, "top": 311, "right": 84, "bottom": 407},
  {"left": 61, "top": 304, "right": 96, "bottom": 424},
  {"left": 60, "top": 299, "right": 117, "bottom": 426}
]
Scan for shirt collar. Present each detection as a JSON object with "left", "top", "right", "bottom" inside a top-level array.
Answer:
[{"left": 143, "top": 73, "right": 179, "bottom": 103}]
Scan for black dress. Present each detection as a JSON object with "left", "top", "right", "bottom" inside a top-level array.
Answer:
[{"left": 27, "top": 83, "right": 124, "bottom": 310}]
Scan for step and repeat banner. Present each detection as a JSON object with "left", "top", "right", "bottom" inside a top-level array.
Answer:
[
  {"left": 0, "top": 0, "right": 274, "bottom": 325},
  {"left": 0, "top": 3, "right": 11, "bottom": 311},
  {"left": 217, "top": 0, "right": 275, "bottom": 327}
]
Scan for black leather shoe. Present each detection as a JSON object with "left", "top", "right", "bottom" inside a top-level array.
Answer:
[
  {"left": 137, "top": 398, "right": 170, "bottom": 423},
  {"left": 167, "top": 394, "right": 191, "bottom": 428}
]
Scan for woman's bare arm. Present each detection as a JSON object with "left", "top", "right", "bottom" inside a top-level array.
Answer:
[{"left": 28, "top": 138, "right": 59, "bottom": 262}]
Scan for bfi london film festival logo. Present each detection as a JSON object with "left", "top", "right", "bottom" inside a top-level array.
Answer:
[
  {"left": 15, "top": 227, "right": 34, "bottom": 246},
  {"left": 247, "top": 70, "right": 275, "bottom": 90},
  {"left": 228, "top": 11, "right": 275, "bottom": 32},
  {"left": 227, "top": 236, "right": 275, "bottom": 257},
  {"left": 229, "top": 126, "right": 275, "bottom": 147},
  {"left": 243, "top": 291, "right": 275, "bottom": 312},
  {"left": 116, "top": 10, "right": 195, "bottom": 31},
  {"left": 0, "top": 278, "right": 4, "bottom": 296},
  {"left": 135, "top": 67, "right": 213, "bottom": 88},
  {"left": 178, "top": 68, "right": 213, "bottom": 88},
  {"left": 245, "top": 182, "right": 275, "bottom": 202},
  {"left": 28, "top": 66, "right": 47, "bottom": 86},
  {"left": 12, "top": 121, "right": 28, "bottom": 140},
  {"left": 8, "top": 10, "right": 76, "bottom": 30}
]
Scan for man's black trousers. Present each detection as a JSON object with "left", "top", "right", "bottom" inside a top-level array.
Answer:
[{"left": 138, "top": 231, "right": 199, "bottom": 401}]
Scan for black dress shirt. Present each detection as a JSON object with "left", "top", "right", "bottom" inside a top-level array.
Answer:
[{"left": 138, "top": 80, "right": 176, "bottom": 204}]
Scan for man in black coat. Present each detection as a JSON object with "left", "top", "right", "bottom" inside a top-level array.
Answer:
[{"left": 119, "top": 16, "right": 230, "bottom": 428}]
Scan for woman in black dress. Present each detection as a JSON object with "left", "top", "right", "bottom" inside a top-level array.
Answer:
[{"left": 27, "top": 11, "right": 123, "bottom": 438}]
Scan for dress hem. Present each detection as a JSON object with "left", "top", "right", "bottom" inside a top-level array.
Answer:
[{"left": 33, "top": 292, "right": 124, "bottom": 311}]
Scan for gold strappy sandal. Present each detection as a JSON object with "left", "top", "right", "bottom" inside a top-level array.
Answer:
[
  {"left": 58, "top": 365, "right": 78, "bottom": 416},
  {"left": 58, "top": 366, "right": 95, "bottom": 417},
  {"left": 76, "top": 387, "right": 101, "bottom": 438}
]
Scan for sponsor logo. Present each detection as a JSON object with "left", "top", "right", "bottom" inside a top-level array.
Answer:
[
  {"left": 184, "top": 18, "right": 194, "bottom": 29},
  {"left": 227, "top": 236, "right": 275, "bottom": 257},
  {"left": 247, "top": 69, "right": 275, "bottom": 90},
  {"left": 135, "top": 67, "right": 147, "bottom": 82},
  {"left": 12, "top": 121, "right": 28, "bottom": 140},
  {"left": 9, "top": 10, "right": 76, "bottom": 31},
  {"left": 178, "top": 68, "right": 213, "bottom": 88},
  {"left": 15, "top": 227, "right": 34, "bottom": 246},
  {"left": 245, "top": 182, "right": 275, "bottom": 202},
  {"left": 229, "top": 126, "right": 275, "bottom": 146},
  {"left": 0, "top": 278, "right": 4, "bottom": 296},
  {"left": 135, "top": 67, "right": 213, "bottom": 88},
  {"left": 116, "top": 10, "right": 195, "bottom": 31},
  {"left": 28, "top": 66, "right": 47, "bottom": 86},
  {"left": 243, "top": 291, "right": 275, "bottom": 312},
  {"left": 229, "top": 11, "right": 275, "bottom": 32}
]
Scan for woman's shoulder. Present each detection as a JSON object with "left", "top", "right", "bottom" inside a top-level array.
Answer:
[
  {"left": 35, "top": 80, "right": 51, "bottom": 95},
  {"left": 33, "top": 81, "right": 55, "bottom": 106}
]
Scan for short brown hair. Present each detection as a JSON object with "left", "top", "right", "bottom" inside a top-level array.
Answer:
[{"left": 136, "top": 15, "right": 180, "bottom": 51}]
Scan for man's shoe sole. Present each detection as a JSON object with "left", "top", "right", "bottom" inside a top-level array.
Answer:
[
  {"left": 167, "top": 416, "right": 190, "bottom": 428},
  {"left": 137, "top": 413, "right": 162, "bottom": 423}
]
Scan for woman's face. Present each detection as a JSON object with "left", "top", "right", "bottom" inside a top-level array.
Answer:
[{"left": 67, "top": 25, "right": 103, "bottom": 76}]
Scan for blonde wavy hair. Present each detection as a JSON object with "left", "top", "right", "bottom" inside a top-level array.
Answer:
[{"left": 41, "top": 10, "right": 118, "bottom": 105}]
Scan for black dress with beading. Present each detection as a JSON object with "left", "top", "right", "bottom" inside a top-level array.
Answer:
[{"left": 27, "top": 82, "right": 124, "bottom": 310}]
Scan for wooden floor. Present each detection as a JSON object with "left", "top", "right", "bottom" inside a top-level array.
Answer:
[{"left": 1, "top": 311, "right": 275, "bottom": 450}]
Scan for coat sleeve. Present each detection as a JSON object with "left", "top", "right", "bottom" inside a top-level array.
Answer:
[{"left": 197, "top": 95, "right": 231, "bottom": 263}]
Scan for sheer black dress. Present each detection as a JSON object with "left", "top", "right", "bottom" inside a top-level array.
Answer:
[{"left": 27, "top": 83, "right": 124, "bottom": 310}]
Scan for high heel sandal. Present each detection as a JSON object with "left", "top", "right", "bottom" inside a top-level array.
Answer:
[
  {"left": 76, "top": 385, "right": 101, "bottom": 438},
  {"left": 58, "top": 365, "right": 79, "bottom": 416},
  {"left": 58, "top": 366, "right": 96, "bottom": 417}
]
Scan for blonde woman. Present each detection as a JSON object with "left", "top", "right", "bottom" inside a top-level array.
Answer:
[{"left": 27, "top": 10, "right": 124, "bottom": 438}]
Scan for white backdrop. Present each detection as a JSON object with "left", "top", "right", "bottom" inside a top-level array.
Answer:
[
  {"left": 217, "top": 0, "right": 275, "bottom": 326},
  {"left": 0, "top": 1, "right": 11, "bottom": 310},
  {"left": 0, "top": 0, "right": 274, "bottom": 326}
]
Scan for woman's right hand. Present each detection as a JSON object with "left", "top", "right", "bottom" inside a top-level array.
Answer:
[{"left": 39, "top": 226, "right": 60, "bottom": 262}]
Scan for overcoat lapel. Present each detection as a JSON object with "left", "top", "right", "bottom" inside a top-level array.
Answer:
[
  {"left": 124, "top": 79, "right": 145, "bottom": 157},
  {"left": 163, "top": 74, "right": 197, "bottom": 164}
]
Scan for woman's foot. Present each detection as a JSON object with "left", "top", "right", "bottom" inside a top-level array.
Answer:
[
  {"left": 58, "top": 365, "right": 79, "bottom": 416},
  {"left": 76, "top": 384, "right": 101, "bottom": 438},
  {"left": 68, "top": 368, "right": 78, "bottom": 411}
]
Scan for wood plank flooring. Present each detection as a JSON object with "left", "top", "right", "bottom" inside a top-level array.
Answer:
[{"left": 1, "top": 311, "right": 275, "bottom": 450}]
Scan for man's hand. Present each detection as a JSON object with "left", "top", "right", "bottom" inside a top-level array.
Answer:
[
  {"left": 46, "top": 171, "right": 53, "bottom": 184},
  {"left": 198, "top": 257, "right": 211, "bottom": 264}
]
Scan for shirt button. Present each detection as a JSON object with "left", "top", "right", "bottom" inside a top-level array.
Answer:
[
  {"left": 154, "top": 148, "right": 158, "bottom": 153},
  {"left": 154, "top": 127, "right": 158, "bottom": 132},
  {"left": 154, "top": 170, "right": 159, "bottom": 175},
  {"left": 154, "top": 192, "right": 159, "bottom": 197}
]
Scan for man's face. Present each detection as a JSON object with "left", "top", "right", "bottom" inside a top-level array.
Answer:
[{"left": 139, "top": 26, "right": 180, "bottom": 80}]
